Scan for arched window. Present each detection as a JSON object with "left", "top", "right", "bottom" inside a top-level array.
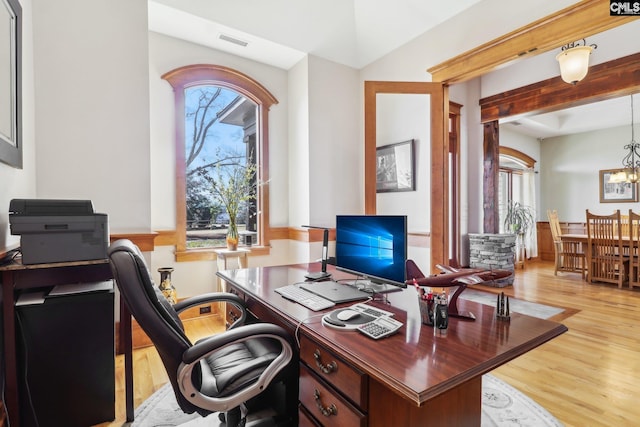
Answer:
[
  {"left": 163, "top": 65, "right": 277, "bottom": 260},
  {"left": 498, "top": 146, "right": 538, "bottom": 258}
]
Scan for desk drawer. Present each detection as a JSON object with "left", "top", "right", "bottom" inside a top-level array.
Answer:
[
  {"left": 225, "top": 286, "right": 247, "bottom": 327},
  {"left": 300, "top": 335, "right": 368, "bottom": 409},
  {"left": 225, "top": 302, "right": 243, "bottom": 328},
  {"left": 300, "top": 364, "right": 366, "bottom": 427},
  {"left": 299, "top": 404, "right": 321, "bottom": 427},
  {"left": 227, "top": 285, "right": 245, "bottom": 300}
]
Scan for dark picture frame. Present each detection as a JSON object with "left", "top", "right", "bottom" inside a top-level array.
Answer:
[
  {"left": 376, "top": 139, "right": 415, "bottom": 193},
  {"left": 0, "top": 0, "right": 22, "bottom": 168},
  {"left": 599, "top": 169, "right": 638, "bottom": 203}
]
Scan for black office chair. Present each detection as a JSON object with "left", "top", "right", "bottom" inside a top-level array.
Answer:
[{"left": 108, "top": 239, "right": 298, "bottom": 427}]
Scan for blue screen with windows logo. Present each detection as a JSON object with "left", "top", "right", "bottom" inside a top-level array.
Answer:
[{"left": 335, "top": 215, "right": 407, "bottom": 285}]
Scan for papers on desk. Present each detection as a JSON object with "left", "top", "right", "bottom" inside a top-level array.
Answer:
[{"left": 15, "top": 280, "right": 113, "bottom": 306}]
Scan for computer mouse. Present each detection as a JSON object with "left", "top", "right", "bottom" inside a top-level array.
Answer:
[{"left": 337, "top": 309, "right": 360, "bottom": 321}]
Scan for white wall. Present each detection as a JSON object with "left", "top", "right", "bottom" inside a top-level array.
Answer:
[
  {"left": 376, "top": 93, "right": 430, "bottom": 232},
  {"left": 361, "top": 0, "right": 576, "bottom": 82},
  {"left": 0, "top": 0, "right": 35, "bottom": 250},
  {"left": 307, "top": 55, "right": 361, "bottom": 225},
  {"left": 32, "top": 0, "right": 151, "bottom": 230},
  {"left": 540, "top": 125, "right": 638, "bottom": 223},
  {"left": 287, "top": 57, "right": 311, "bottom": 230}
]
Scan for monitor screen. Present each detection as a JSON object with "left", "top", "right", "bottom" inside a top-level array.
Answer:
[{"left": 335, "top": 215, "right": 407, "bottom": 287}]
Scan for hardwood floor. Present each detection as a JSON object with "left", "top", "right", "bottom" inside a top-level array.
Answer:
[{"left": 100, "top": 261, "right": 640, "bottom": 426}]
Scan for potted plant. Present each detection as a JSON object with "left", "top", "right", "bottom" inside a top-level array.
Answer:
[
  {"left": 503, "top": 201, "right": 536, "bottom": 236},
  {"left": 200, "top": 157, "right": 256, "bottom": 250}
]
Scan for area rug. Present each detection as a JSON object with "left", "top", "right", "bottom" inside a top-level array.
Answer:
[
  {"left": 131, "top": 375, "right": 563, "bottom": 427},
  {"left": 460, "top": 289, "right": 564, "bottom": 319}
]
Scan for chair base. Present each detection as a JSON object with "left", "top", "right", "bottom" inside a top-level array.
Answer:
[{"left": 217, "top": 406, "right": 282, "bottom": 427}]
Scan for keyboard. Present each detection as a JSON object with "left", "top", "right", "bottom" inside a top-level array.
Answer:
[
  {"left": 275, "top": 285, "right": 335, "bottom": 311},
  {"left": 350, "top": 302, "right": 395, "bottom": 318}
]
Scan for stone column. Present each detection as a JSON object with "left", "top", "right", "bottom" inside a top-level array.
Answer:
[{"left": 468, "top": 233, "right": 516, "bottom": 287}]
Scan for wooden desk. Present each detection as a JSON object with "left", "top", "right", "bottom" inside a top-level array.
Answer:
[
  {"left": 217, "top": 264, "right": 567, "bottom": 427},
  {"left": 0, "top": 258, "right": 113, "bottom": 427}
]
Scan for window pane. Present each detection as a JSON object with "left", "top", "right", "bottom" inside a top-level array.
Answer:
[{"left": 184, "top": 85, "right": 258, "bottom": 248}]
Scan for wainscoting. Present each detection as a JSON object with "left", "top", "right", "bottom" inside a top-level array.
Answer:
[{"left": 537, "top": 221, "right": 586, "bottom": 262}]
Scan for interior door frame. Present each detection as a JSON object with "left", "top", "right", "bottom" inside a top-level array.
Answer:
[{"left": 364, "top": 81, "right": 448, "bottom": 271}]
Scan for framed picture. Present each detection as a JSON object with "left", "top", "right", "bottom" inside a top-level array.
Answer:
[
  {"left": 599, "top": 169, "right": 638, "bottom": 203},
  {"left": 376, "top": 139, "right": 415, "bottom": 193}
]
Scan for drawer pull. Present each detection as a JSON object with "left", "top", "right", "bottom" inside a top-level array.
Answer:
[
  {"left": 228, "top": 311, "right": 238, "bottom": 322},
  {"left": 313, "top": 389, "right": 338, "bottom": 417},
  {"left": 313, "top": 349, "right": 337, "bottom": 374}
]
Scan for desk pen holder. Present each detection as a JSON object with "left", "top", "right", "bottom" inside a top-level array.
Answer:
[{"left": 418, "top": 297, "right": 434, "bottom": 326}]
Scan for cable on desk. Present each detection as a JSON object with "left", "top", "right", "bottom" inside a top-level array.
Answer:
[
  {"left": 294, "top": 312, "right": 327, "bottom": 348},
  {"left": 0, "top": 248, "right": 21, "bottom": 266},
  {"left": 292, "top": 295, "right": 376, "bottom": 348}
]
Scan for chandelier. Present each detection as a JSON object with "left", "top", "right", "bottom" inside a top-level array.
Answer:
[
  {"left": 609, "top": 95, "right": 639, "bottom": 184},
  {"left": 555, "top": 39, "right": 597, "bottom": 85}
]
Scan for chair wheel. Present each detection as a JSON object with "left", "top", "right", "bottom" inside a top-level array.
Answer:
[{"left": 222, "top": 407, "right": 245, "bottom": 427}]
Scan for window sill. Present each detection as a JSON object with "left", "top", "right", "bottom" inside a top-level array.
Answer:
[{"left": 175, "top": 246, "right": 270, "bottom": 262}]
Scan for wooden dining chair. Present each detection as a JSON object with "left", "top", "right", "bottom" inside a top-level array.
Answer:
[
  {"left": 547, "top": 209, "right": 585, "bottom": 279},
  {"left": 627, "top": 210, "right": 640, "bottom": 290},
  {"left": 619, "top": 214, "right": 631, "bottom": 238},
  {"left": 585, "top": 209, "right": 628, "bottom": 288}
]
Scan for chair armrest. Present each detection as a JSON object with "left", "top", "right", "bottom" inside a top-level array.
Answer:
[{"left": 182, "top": 323, "right": 292, "bottom": 365}]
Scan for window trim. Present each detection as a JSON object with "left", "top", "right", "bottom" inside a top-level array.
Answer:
[
  {"left": 162, "top": 64, "right": 277, "bottom": 260},
  {"left": 499, "top": 146, "right": 536, "bottom": 169}
]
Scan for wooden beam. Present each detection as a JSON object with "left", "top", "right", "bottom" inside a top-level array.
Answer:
[
  {"left": 480, "top": 52, "right": 640, "bottom": 122},
  {"left": 428, "top": 0, "right": 637, "bottom": 84},
  {"left": 483, "top": 121, "right": 500, "bottom": 234}
]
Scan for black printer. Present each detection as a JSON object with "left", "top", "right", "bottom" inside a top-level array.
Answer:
[{"left": 9, "top": 199, "right": 108, "bottom": 265}]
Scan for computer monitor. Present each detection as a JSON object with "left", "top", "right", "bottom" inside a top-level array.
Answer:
[{"left": 335, "top": 215, "right": 408, "bottom": 290}]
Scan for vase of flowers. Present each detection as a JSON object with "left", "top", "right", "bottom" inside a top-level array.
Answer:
[
  {"left": 226, "top": 217, "right": 239, "bottom": 250},
  {"left": 200, "top": 153, "right": 256, "bottom": 250}
]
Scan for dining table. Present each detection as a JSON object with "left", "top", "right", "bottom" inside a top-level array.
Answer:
[
  {"left": 560, "top": 233, "right": 633, "bottom": 246},
  {"left": 561, "top": 233, "right": 635, "bottom": 285}
]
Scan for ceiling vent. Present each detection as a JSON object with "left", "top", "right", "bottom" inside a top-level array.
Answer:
[{"left": 219, "top": 33, "right": 248, "bottom": 47}]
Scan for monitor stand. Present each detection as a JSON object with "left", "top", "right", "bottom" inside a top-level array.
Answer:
[
  {"left": 343, "top": 280, "right": 402, "bottom": 294},
  {"left": 304, "top": 271, "right": 331, "bottom": 281}
]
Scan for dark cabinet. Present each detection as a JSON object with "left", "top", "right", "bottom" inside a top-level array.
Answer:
[{"left": 16, "top": 284, "right": 115, "bottom": 427}]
